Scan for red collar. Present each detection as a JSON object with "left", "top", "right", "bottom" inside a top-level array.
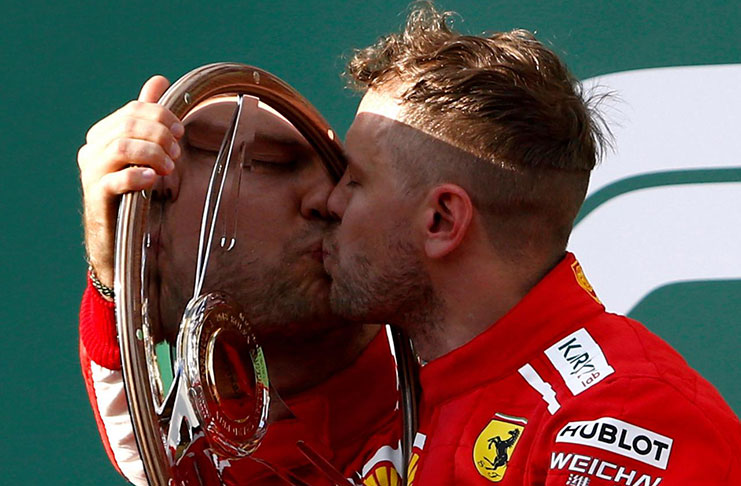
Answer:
[{"left": 419, "top": 253, "right": 605, "bottom": 406}]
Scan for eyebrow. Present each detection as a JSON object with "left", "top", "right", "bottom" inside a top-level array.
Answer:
[
  {"left": 187, "top": 120, "right": 310, "bottom": 152},
  {"left": 253, "top": 132, "right": 306, "bottom": 148},
  {"left": 343, "top": 147, "right": 369, "bottom": 176}
]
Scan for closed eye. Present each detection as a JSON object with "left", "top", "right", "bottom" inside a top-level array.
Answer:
[{"left": 247, "top": 158, "right": 298, "bottom": 172}]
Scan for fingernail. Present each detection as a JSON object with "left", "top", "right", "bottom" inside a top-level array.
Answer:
[
  {"left": 142, "top": 168, "right": 156, "bottom": 179},
  {"left": 169, "top": 141, "right": 181, "bottom": 159},
  {"left": 171, "top": 122, "right": 184, "bottom": 138},
  {"left": 164, "top": 156, "right": 175, "bottom": 171}
]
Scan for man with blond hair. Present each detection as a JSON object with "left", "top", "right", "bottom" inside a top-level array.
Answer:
[{"left": 325, "top": 5, "right": 741, "bottom": 484}]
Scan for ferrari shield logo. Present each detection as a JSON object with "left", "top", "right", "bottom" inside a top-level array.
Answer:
[
  {"left": 473, "top": 413, "right": 527, "bottom": 482},
  {"left": 571, "top": 260, "right": 602, "bottom": 304}
]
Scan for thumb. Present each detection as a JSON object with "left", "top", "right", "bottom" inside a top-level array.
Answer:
[{"left": 138, "top": 75, "right": 170, "bottom": 103}]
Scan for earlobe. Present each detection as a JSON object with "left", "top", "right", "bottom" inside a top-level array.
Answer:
[{"left": 423, "top": 185, "right": 473, "bottom": 259}]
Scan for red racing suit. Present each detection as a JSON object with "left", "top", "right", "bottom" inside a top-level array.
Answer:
[
  {"left": 79, "top": 279, "right": 402, "bottom": 485},
  {"left": 358, "top": 253, "right": 741, "bottom": 485}
]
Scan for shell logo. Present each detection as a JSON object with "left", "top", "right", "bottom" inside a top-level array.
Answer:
[{"left": 362, "top": 452, "right": 420, "bottom": 486}]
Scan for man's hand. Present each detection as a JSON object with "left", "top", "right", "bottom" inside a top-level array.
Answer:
[{"left": 78, "top": 75, "right": 184, "bottom": 287}]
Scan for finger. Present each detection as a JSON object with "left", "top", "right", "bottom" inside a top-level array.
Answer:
[
  {"left": 101, "top": 138, "right": 176, "bottom": 175},
  {"left": 99, "top": 166, "right": 159, "bottom": 196},
  {"left": 136, "top": 75, "right": 184, "bottom": 138},
  {"left": 120, "top": 100, "right": 181, "bottom": 131},
  {"left": 106, "top": 117, "right": 181, "bottom": 159},
  {"left": 87, "top": 101, "right": 183, "bottom": 145},
  {"left": 77, "top": 143, "right": 93, "bottom": 172},
  {"left": 138, "top": 75, "right": 170, "bottom": 104}
]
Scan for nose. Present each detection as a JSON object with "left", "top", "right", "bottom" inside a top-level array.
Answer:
[
  {"left": 299, "top": 161, "right": 334, "bottom": 220},
  {"left": 326, "top": 170, "right": 349, "bottom": 221}
]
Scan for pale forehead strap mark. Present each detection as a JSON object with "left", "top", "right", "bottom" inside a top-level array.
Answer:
[{"left": 357, "top": 86, "right": 521, "bottom": 173}]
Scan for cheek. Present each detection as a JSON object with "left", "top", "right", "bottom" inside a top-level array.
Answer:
[
  {"left": 239, "top": 186, "right": 299, "bottom": 230},
  {"left": 234, "top": 194, "right": 303, "bottom": 255},
  {"left": 339, "top": 198, "right": 368, "bottom": 239},
  {"left": 340, "top": 199, "right": 387, "bottom": 249},
  {"left": 163, "top": 161, "right": 211, "bottom": 229}
]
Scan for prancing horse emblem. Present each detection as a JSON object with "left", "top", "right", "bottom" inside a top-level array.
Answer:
[
  {"left": 473, "top": 414, "right": 527, "bottom": 482},
  {"left": 486, "top": 429, "right": 521, "bottom": 470}
]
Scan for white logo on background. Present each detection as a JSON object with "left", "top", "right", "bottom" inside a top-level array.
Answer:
[
  {"left": 556, "top": 417, "right": 673, "bottom": 470},
  {"left": 544, "top": 328, "right": 614, "bottom": 395}
]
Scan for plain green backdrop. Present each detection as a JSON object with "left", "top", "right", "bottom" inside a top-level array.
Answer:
[{"left": 1, "top": 1, "right": 738, "bottom": 484}]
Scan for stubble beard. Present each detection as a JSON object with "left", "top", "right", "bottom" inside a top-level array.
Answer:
[
  {"left": 159, "top": 225, "right": 337, "bottom": 342},
  {"left": 328, "top": 232, "right": 440, "bottom": 330},
  {"left": 236, "top": 246, "right": 335, "bottom": 339}
]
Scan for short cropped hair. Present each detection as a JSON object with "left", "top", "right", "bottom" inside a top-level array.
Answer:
[{"left": 346, "top": 3, "right": 611, "bottom": 258}]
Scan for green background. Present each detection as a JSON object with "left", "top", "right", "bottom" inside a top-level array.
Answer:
[{"left": 1, "top": 1, "right": 738, "bottom": 483}]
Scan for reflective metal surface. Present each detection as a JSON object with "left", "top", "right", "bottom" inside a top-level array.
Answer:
[{"left": 114, "top": 63, "right": 366, "bottom": 485}]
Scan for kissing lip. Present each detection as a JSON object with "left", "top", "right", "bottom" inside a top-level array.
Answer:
[
  {"left": 307, "top": 240, "right": 325, "bottom": 263},
  {"left": 321, "top": 239, "right": 338, "bottom": 274},
  {"left": 321, "top": 236, "right": 337, "bottom": 260}
]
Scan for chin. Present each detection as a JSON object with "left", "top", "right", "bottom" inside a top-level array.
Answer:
[
  {"left": 299, "top": 275, "right": 332, "bottom": 303},
  {"left": 328, "top": 281, "right": 364, "bottom": 322}
]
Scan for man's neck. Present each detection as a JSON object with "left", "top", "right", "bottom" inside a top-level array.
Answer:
[
  {"left": 408, "top": 253, "right": 560, "bottom": 363},
  {"left": 261, "top": 323, "right": 381, "bottom": 396},
  {"left": 408, "top": 285, "right": 522, "bottom": 363}
]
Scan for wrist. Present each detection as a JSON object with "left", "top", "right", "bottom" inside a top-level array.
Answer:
[{"left": 88, "top": 264, "right": 115, "bottom": 301}]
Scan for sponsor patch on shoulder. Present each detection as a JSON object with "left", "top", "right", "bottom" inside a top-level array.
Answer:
[
  {"left": 571, "top": 260, "right": 602, "bottom": 304},
  {"left": 544, "top": 328, "right": 614, "bottom": 396},
  {"left": 555, "top": 417, "right": 673, "bottom": 470}
]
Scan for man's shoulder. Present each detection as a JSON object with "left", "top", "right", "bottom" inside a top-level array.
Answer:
[
  {"left": 428, "top": 310, "right": 736, "bottom": 436},
  {"left": 459, "top": 313, "right": 741, "bottom": 483},
  {"left": 530, "top": 366, "right": 741, "bottom": 484},
  {"left": 409, "top": 308, "right": 741, "bottom": 484},
  {"left": 579, "top": 312, "right": 732, "bottom": 411},
  {"left": 526, "top": 314, "right": 741, "bottom": 484},
  {"left": 544, "top": 312, "right": 738, "bottom": 433}
]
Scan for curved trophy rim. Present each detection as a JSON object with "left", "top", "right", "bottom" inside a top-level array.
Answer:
[{"left": 114, "top": 62, "right": 347, "bottom": 485}]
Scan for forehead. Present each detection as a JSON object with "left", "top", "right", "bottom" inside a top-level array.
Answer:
[
  {"left": 345, "top": 88, "right": 407, "bottom": 166},
  {"left": 356, "top": 87, "right": 405, "bottom": 120},
  {"left": 185, "top": 95, "right": 291, "bottom": 122},
  {"left": 183, "top": 95, "right": 307, "bottom": 145}
]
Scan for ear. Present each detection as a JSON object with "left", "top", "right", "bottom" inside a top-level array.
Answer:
[{"left": 422, "top": 184, "right": 473, "bottom": 259}]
